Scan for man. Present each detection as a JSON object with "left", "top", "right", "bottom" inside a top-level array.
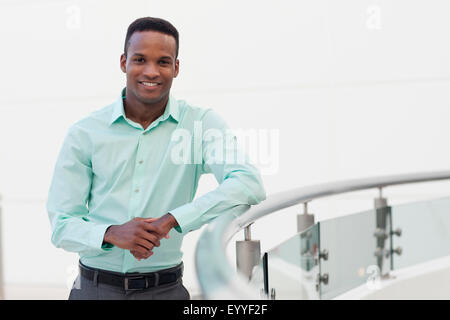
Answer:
[{"left": 47, "top": 17, "right": 266, "bottom": 300}]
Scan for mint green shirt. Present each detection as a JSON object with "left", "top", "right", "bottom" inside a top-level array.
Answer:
[{"left": 47, "top": 89, "right": 266, "bottom": 273}]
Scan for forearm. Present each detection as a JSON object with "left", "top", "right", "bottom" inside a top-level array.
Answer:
[
  {"left": 49, "top": 211, "right": 112, "bottom": 254},
  {"left": 170, "top": 173, "right": 266, "bottom": 233}
]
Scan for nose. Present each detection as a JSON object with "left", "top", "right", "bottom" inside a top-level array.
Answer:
[{"left": 142, "top": 61, "right": 160, "bottom": 79}]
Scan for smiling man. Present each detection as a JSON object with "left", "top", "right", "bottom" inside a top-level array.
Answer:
[{"left": 47, "top": 17, "right": 266, "bottom": 300}]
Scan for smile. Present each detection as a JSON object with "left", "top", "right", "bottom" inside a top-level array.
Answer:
[{"left": 139, "top": 81, "right": 161, "bottom": 87}]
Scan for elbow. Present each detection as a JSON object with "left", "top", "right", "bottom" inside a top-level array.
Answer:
[
  {"left": 227, "top": 169, "right": 267, "bottom": 205},
  {"left": 253, "top": 184, "right": 267, "bottom": 204},
  {"left": 48, "top": 215, "right": 69, "bottom": 250},
  {"left": 50, "top": 229, "right": 63, "bottom": 249},
  {"left": 245, "top": 178, "right": 266, "bottom": 205}
]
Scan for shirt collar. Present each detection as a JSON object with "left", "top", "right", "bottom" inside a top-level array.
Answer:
[{"left": 109, "top": 88, "right": 179, "bottom": 126}]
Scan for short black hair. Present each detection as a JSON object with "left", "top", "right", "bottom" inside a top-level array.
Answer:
[{"left": 124, "top": 17, "right": 179, "bottom": 58}]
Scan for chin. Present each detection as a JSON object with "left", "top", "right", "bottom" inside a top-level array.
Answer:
[
  {"left": 146, "top": 90, "right": 170, "bottom": 102},
  {"left": 127, "top": 86, "right": 170, "bottom": 105},
  {"left": 137, "top": 94, "right": 166, "bottom": 105}
]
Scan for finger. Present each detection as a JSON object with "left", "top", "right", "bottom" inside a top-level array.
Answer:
[
  {"left": 140, "top": 221, "right": 165, "bottom": 237},
  {"left": 131, "top": 249, "right": 153, "bottom": 261},
  {"left": 132, "top": 247, "right": 147, "bottom": 260},
  {"left": 136, "top": 236, "right": 157, "bottom": 251},
  {"left": 139, "top": 230, "right": 161, "bottom": 247},
  {"left": 143, "top": 251, "right": 154, "bottom": 259},
  {"left": 134, "top": 217, "right": 158, "bottom": 224},
  {"left": 131, "top": 249, "right": 145, "bottom": 257},
  {"left": 132, "top": 249, "right": 153, "bottom": 259},
  {"left": 135, "top": 217, "right": 158, "bottom": 223},
  {"left": 131, "top": 250, "right": 142, "bottom": 261},
  {"left": 132, "top": 244, "right": 152, "bottom": 258}
]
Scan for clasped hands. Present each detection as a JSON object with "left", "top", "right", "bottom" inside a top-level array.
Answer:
[{"left": 103, "top": 213, "right": 178, "bottom": 261}]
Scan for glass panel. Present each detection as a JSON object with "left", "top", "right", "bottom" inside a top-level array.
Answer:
[
  {"left": 250, "top": 224, "right": 320, "bottom": 300},
  {"left": 248, "top": 257, "right": 266, "bottom": 298},
  {"left": 319, "top": 209, "right": 378, "bottom": 299},
  {"left": 392, "top": 196, "right": 450, "bottom": 270}
]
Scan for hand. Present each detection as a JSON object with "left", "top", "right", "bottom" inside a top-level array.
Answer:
[
  {"left": 103, "top": 217, "right": 165, "bottom": 259},
  {"left": 129, "top": 214, "right": 178, "bottom": 261},
  {"left": 130, "top": 218, "right": 170, "bottom": 261}
]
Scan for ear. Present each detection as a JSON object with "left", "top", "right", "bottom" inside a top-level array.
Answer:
[
  {"left": 120, "top": 54, "right": 127, "bottom": 73},
  {"left": 173, "top": 59, "right": 180, "bottom": 78}
]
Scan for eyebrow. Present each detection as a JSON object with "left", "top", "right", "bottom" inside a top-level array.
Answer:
[{"left": 131, "top": 53, "right": 173, "bottom": 60}]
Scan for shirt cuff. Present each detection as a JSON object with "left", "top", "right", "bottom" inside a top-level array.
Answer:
[
  {"left": 89, "top": 223, "right": 114, "bottom": 251},
  {"left": 169, "top": 202, "right": 201, "bottom": 234}
]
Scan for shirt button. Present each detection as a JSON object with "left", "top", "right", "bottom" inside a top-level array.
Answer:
[
  {"left": 139, "top": 160, "right": 143, "bottom": 164},
  {"left": 135, "top": 188, "right": 139, "bottom": 193}
]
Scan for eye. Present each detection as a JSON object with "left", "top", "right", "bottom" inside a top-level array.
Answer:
[
  {"left": 134, "top": 57, "right": 145, "bottom": 63},
  {"left": 159, "top": 60, "right": 170, "bottom": 65}
]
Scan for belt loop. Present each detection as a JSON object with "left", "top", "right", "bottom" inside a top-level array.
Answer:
[
  {"left": 154, "top": 273, "right": 159, "bottom": 287},
  {"left": 93, "top": 270, "right": 99, "bottom": 287}
]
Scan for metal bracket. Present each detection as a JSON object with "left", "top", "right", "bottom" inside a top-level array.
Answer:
[
  {"left": 236, "top": 223, "right": 261, "bottom": 281},
  {"left": 270, "top": 288, "right": 276, "bottom": 300},
  {"left": 319, "top": 249, "right": 329, "bottom": 261},
  {"left": 316, "top": 273, "right": 329, "bottom": 292},
  {"left": 374, "top": 187, "right": 392, "bottom": 277},
  {"left": 297, "top": 201, "right": 315, "bottom": 233}
]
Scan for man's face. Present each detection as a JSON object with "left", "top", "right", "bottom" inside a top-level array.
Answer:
[{"left": 120, "top": 30, "right": 179, "bottom": 105}]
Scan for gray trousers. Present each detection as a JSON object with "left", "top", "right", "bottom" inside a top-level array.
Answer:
[{"left": 68, "top": 264, "right": 190, "bottom": 300}]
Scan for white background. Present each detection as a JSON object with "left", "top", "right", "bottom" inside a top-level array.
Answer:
[{"left": 0, "top": 0, "right": 450, "bottom": 299}]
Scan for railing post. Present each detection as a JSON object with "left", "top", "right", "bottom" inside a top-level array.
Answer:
[
  {"left": 374, "top": 187, "right": 390, "bottom": 277},
  {"left": 297, "top": 201, "right": 314, "bottom": 233},
  {"left": 236, "top": 223, "right": 261, "bottom": 280},
  {"left": 373, "top": 187, "right": 401, "bottom": 278}
]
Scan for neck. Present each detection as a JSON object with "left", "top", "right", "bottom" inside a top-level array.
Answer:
[{"left": 124, "top": 91, "right": 169, "bottom": 130}]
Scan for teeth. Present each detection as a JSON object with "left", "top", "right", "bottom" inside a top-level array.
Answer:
[{"left": 141, "top": 82, "right": 158, "bottom": 87}]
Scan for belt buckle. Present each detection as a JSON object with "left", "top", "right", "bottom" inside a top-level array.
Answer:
[{"left": 124, "top": 276, "right": 148, "bottom": 291}]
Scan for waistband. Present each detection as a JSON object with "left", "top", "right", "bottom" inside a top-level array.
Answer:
[{"left": 79, "top": 261, "right": 183, "bottom": 291}]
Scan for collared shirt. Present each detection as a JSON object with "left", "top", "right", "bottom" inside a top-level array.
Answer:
[{"left": 47, "top": 89, "right": 266, "bottom": 273}]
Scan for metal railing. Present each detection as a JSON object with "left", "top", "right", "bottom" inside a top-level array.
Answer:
[{"left": 195, "top": 170, "right": 450, "bottom": 299}]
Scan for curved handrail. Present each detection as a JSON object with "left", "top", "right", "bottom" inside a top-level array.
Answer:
[{"left": 195, "top": 170, "right": 450, "bottom": 299}]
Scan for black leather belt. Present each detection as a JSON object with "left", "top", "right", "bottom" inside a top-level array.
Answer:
[{"left": 79, "top": 261, "right": 183, "bottom": 291}]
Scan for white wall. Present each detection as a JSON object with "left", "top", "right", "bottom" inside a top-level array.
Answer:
[{"left": 1, "top": 0, "right": 450, "bottom": 298}]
